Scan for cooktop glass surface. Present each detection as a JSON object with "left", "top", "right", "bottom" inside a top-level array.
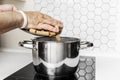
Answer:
[{"left": 4, "top": 56, "right": 95, "bottom": 80}]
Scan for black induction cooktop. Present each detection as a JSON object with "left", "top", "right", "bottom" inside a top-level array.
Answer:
[
  {"left": 4, "top": 56, "right": 95, "bottom": 80},
  {"left": 4, "top": 63, "right": 77, "bottom": 80}
]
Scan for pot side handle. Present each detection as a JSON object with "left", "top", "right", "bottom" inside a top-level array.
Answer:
[
  {"left": 80, "top": 41, "right": 93, "bottom": 49},
  {"left": 19, "top": 40, "right": 33, "bottom": 49}
]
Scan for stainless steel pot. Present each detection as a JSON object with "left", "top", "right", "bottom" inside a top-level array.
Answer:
[{"left": 19, "top": 37, "right": 93, "bottom": 76}]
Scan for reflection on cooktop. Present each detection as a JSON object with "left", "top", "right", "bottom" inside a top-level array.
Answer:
[
  {"left": 4, "top": 56, "right": 95, "bottom": 80},
  {"left": 34, "top": 74, "right": 77, "bottom": 80}
]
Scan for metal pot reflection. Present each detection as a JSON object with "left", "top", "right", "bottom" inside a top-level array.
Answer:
[
  {"left": 34, "top": 73, "right": 77, "bottom": 80},
  {"left": 19, "top": 37, "right": 93, "bottom": 76}
]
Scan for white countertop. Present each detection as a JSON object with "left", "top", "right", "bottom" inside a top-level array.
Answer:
[
  {"left": 0, "top": 50, "right": 120, "bottom": 80},
  {"left": 0, "top": 52, "right": 32, "bottom": 80}
]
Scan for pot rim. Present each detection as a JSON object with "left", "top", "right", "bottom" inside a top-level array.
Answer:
[{"left": 32, "top": 37, "right": 81, "bottom": 43}]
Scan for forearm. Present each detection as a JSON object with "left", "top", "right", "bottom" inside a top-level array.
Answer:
[{"left": 0, "top": 11, "right": 23, "bottom": 34}]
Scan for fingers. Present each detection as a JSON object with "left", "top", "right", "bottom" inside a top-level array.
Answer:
[
  {"left": 27, "top": 23, "right": 58, "bottom": 32},
  {"left": 27, "top": 23, "right": 63, "bottom": 35},
  {"left": 42, "top": 19, "right": 63, "bottom": 33},
  {"left": 37, "top": 23, "right": 59, "bottom": 32},
  {"left": 42, "top": 19, "right": 63, "bottom": 28}
]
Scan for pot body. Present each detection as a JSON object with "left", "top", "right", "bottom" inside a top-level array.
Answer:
[{"left": 19, "top": 37, "right": 93, "bottom": 76}]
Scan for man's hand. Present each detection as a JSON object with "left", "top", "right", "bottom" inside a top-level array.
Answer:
[
  {"left": 25, "top": 11, "right": 63, "bottom": 34},
  {"left": 0, "top": 4, "right": 17, "bottom": 11}
]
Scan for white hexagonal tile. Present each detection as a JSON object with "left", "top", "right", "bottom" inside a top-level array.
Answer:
[
  {"left": 80, "top": 16, "right": 88, "bottom": 23},
  {"left": 54, "top": 16, "right": 61, "bottom": 21},
  {"left": 73, "top": 27, "right": 81, "bottom": 35},
  {"left": 100, "top": 44, "right": 108, "bottom": 51},
  {"left": 66, "top": 16, "right": 74, "bottom": 23},
  {"left": 60, "top": 4, "right": 67, "bottom": 11},
  {"left": 94, "top": 16, "right": 102, "bottom": 23},
  {"left": 108, "top": 32, "right": 115, "bottom": 39},
  {"left": 34, "top": 4, "right": 42, "bottom": 11},
  {"left": 74, "top": 3, "right": 81, "bottom": 11},
  {"left": 47, "top": 0, "right": 54, "bottom": 3},
  {"left": 74, "top": 11, "right": 81, "bottom": 19},
  {"left": 87, "top": 20, "right": 95, "bottom": 28},
  {"left": 92, "top": 71, "right": 95, "bottom": 77},
  {"left": 88, "top": 0, "right": 95, "bottom": 3},
  {"left": 80, "top": 24, "right": 88, "bottom": 31},
  {"left": 80, "top": 8, "right": 88, "bottom": 15},
  {"left": 95, "top": 0, "right": 103, "bottom": 7},
  {"left": 79, "top": 70, "right": 86, "bottom": 76},
  {"left": 101, "top": 12, "right": 110, "bottom": 20},
  {"left": 101, "top": 36, "right": 109, "bottom": 43},
  {"left": 66, "top": 31, "right": 74, "bottom": 37},
  {"left": 109, "top": 16, "right": 116, "bottom": 24},
  {"left": 67, "top": 0, "right": 74, "bottom": 8},
  {"left": 53, "top": 8, "right": 61, "bottom": 16},
  {"left": 109, "top": 8, "right": 117, "bottom": 15},
  {"left": 85, "top": 66, "right": 93, "bottom": 73},
  {"left": 86, "top": 36, "right": 94, "bottom": 42},
  {"left": 94, "top": 40, "right": 101, "bottom": 47},
  {"left": 60, "top": 0, "right": 67, "bottom": 3},
  {"left": 87, "top": 3, "right": 95, "bottom": 11},
  {"left": 108, "top": 40, "right": 115, "bottom": 48},
  {"left": 40, "top": 8, "right": 48, "bottom": 14},
  {"left": 60, "top": 12, "right": 67, "bottom": 19},
  {"left": 85, "top": 73, "right": 93, "bottom": 80},
  {"left": 95, "top": 7, "right": 102, "bottom": 15},
  {"left": 108, "top": 24, "right": 116, "bottom": 31},
  {"left": 80, "top": 32, "right": 87, "bottom": 39},
  {"left": 101, "top": 20, "right": 109, "bottom": 28},
  {"left": 86, "top": 58, "right": 94, "bottom": 65},
  {"left": 47, "top": 4, "right": 54, "bottom": 11},
  {"left": 87, "top": 28, "right": 94, "bottom": 35},
  {"left": 102, "top": 0, "right": 110, "bottom": 3},
  {"left": 73, "top": 19, "right": 81, "bottom": 27},
  {"left": 79, "top": 62, "right": 87, "bottom": 69},
  {"left": 47, "top": 12, "right": 54, "bottom": 17},
  {"left": 79, "top": 77, "right": 86, "bottom": 80},
  {"left": 74, "top": 0, "right": 81, "bottom": 3},
  {"left": 87, "top": 11, "right": 95, "bottom": 19},
  {"left": 94, "top": 47, "right": 100, "bottom": 51},
  {"left": 40, "top": 0, "right": 48, "bottom": 8},
  {"left": 110, "top": 0, "right": 118, "bottom": 7},
  {"left": 66, "top": 8, "right": 74, "bottom": 16},
  {"left": 94, "top": 24, "right": 102, "bottom": 31},
  {"left": 101, "top": 28, "right": 109, "bottom": 36},
  {"left": 80, "top": 0, "right": 88, "bottom": 8},
  {"left": 53, "top": 0, "right": 61, "bottom": 8},
  {"left": 93, "top": 32, "right": 101, "bottom": 39},
  {"left": 102, "top": 3, "right": 110, "bottom": 11},
  {"left": 66, "top": 23, "right": 74, "bottom": 30}
]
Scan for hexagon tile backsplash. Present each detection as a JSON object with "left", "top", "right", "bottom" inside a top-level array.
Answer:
[{"left": 34, "top": 0, "right": 118, "bottom": 51}]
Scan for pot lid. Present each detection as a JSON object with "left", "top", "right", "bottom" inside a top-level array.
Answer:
[{"left": 33, "top": 37, "right": 80, "bottom": 43}]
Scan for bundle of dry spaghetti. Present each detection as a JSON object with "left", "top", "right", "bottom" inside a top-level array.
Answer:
[{"left": 29, "top": 29, "right": 61, "bottom": 41}]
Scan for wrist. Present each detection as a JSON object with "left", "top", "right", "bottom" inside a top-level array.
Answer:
[
  {"left": 15, "top": 10, "right": 28, "bottom": 29},
  {"left": 15, "top": 11, "right": 24, "bottom": 28}
]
